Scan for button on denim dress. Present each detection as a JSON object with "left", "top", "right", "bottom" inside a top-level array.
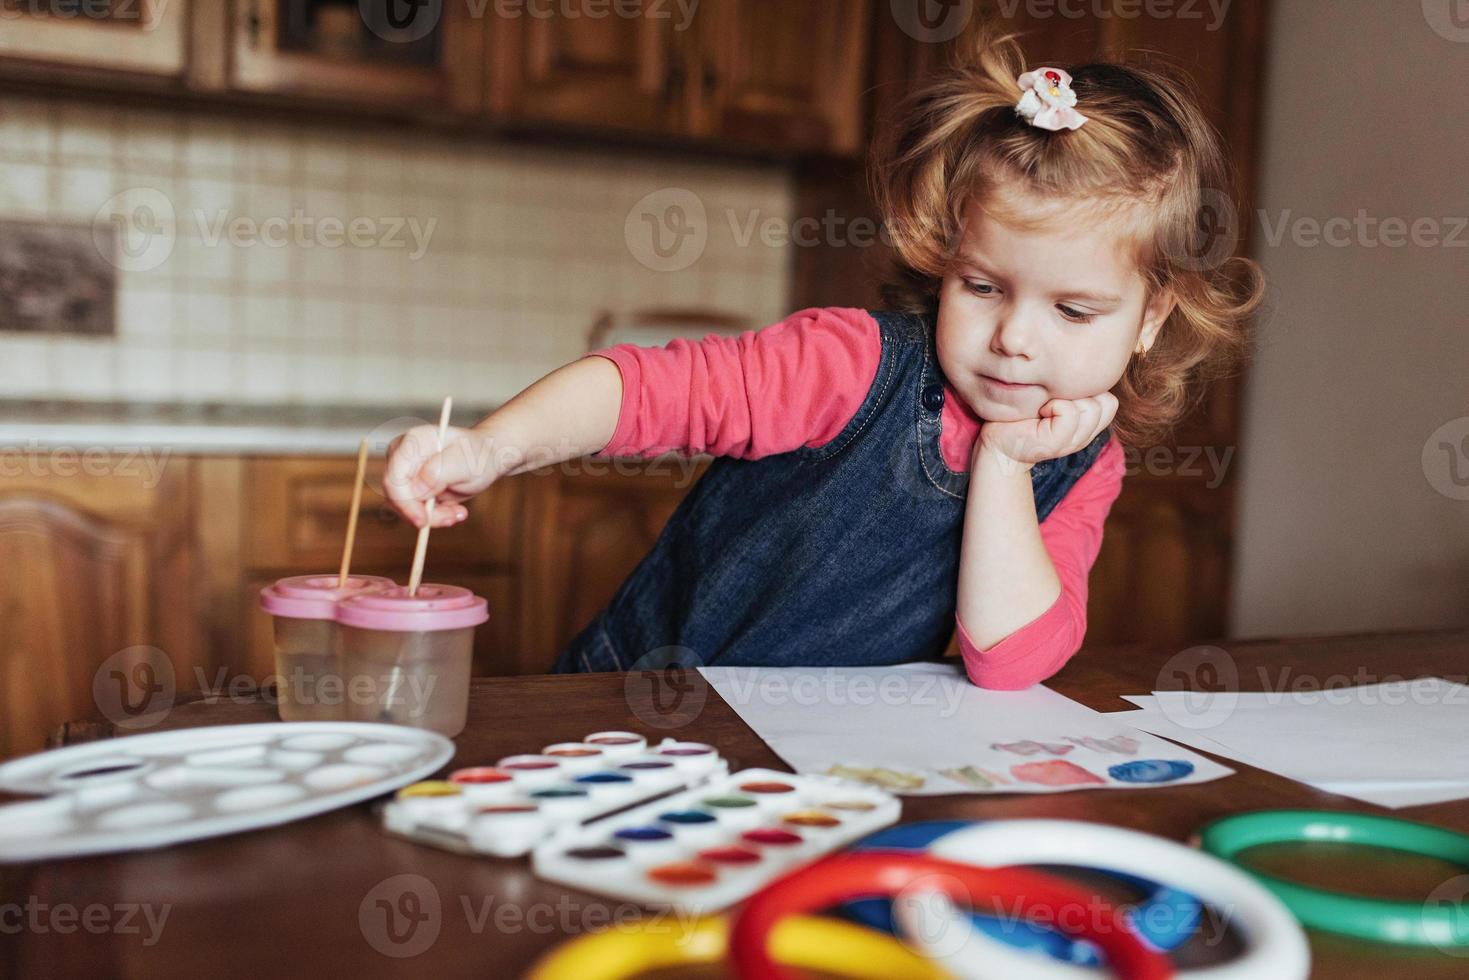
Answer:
[{"left": 551, "top": 308, "right": 1111, "bottom": 673}]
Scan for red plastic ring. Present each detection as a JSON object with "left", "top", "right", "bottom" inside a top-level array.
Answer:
[{"left": 728, "top": 852, "right": 1173, "bottom": 980}]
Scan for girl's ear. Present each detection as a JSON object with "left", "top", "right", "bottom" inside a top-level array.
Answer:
[{"left": 1139, "top": 287, "right": 1177, "bottom": 350}]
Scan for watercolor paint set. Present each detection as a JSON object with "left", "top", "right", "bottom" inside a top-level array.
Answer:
[
  {"left": 0, "top": 723, "right": 455, "bottom": 862},
  {"left": 380, "top": 731, "right": 731, "bottom": 857},
  {"left": 530, "top": 767, "right": 901, "bottom": 912}
]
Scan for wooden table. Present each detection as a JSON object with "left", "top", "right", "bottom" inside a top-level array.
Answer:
[{"left": 5, "top": 627, "right": 1469, "bottom": 979}]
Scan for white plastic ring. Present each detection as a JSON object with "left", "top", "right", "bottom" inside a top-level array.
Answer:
[{"left": 891, "top": 819, "right": 1310, "bottom": 980}]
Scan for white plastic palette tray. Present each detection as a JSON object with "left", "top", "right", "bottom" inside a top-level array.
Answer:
[
  {"left": 532, "top": 768, "right": 901, "bottom": 912},
  {"left": 0, "top": 722, "right": 454, "bottom": 862},
  {"left": 381, "top": 731, "right": 730, "bottom": 858}
]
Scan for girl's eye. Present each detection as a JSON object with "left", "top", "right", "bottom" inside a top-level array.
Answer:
[
  {"left": 1058, "top": 304, "right": 1096, "bottom": 324},
  {"left": 963, "top": 281, "right": 996, "bottom": 297}
]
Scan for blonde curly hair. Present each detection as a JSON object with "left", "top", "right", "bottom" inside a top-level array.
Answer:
[{"left": 870, "top": 29, "right": 1266, "bottom": 449}]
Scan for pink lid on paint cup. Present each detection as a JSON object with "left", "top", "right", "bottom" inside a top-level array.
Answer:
[
  {"left": 336, "top": 584, "right": 489, "bottom": 632},
  {"left": 258, "top": 574, "right": 396, "bottom": 620}
]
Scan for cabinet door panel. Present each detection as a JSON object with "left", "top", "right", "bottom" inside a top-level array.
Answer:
[
  {"left": 0, "top": 457, "right": 199, "bottom": 759},
  {"left": 0, "top": 0, "right": 186, "bottom": 75},
  {"left": 232, "top": 0, "right": 480, "bottom": 110},
  {"left": 487, "top": 6, "right": 679, "bottom": 133},
  {"left": 519, "top": 462, "right": 707, "bottom": 672},
  {"left": 698, "top": 0, "right": 871, "bottom": 154},
  {"left": 244, "top": 456, "right": 518, "bottom": 571}
]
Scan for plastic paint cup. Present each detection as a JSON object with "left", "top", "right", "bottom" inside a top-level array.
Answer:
[
  {"left": 258, "top": 575, "right": 394, "bottom": 722},
  {"left": 336, "top": 584, "right": 488, "bottom": 737}
]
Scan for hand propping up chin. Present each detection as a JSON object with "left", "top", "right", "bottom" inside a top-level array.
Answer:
[{"left": 976, "top": 392, "right": 1118, "bottom": 471}]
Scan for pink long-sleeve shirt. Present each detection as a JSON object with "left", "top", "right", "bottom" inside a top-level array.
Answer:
[{"left": 583, "top": 306, "right": 1126, "bottom": 689}]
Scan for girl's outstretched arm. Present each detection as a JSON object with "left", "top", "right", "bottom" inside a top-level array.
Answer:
[{"left": 384, "top": 354, "right": 624, "bottom": 527}]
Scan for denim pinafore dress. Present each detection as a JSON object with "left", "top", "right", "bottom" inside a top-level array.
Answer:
[{"left": 550, "top": 308, "right": 1111, "bottom": 674}]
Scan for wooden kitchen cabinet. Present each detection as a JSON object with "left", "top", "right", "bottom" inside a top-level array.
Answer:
[
  {"left": 0, "top": 454, "right": 206, "bottom": 759},
  {"left": 519, "top": 458, "right": 709, "bottom": 669},
  {"left": 487, "top": 0, "right": 873, "bottom": 155},
  {"left": 230, "top": 0, "right": 483, "bottom": 111},
  {"left": 0, "top": 0, "right": 877, "bottom": 157},
  {"left": 0, "top": 0, "right": 189, "bottom": 77},
  {"left": 689, "top": 0, "right": 870, "bottom": 155},
  {"left": 485, "top": 0, "right": 684, "bottom": 136}
]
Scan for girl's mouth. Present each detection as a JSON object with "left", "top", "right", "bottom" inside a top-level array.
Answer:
[{"left": 980, "top": 374, "right": 1038, "bottom": 392}]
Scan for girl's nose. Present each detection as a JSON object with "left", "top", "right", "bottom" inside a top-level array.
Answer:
[{"left": 990, "top": 314, "right": 1036, "bottom": 359}]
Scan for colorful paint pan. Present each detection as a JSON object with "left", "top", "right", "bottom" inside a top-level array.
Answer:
[
  {"left": 782, "top": 810, "right": 841, "bottom": 829},
  {"left": 646, "top": 862, "right": 718, "bottom": 887},
  {"left": 582, "top": 732, "right": 647, "bottom": 759},
  {"left": 612, "top": 825, "right": 678, "bottom": 863},
  {"left": 655, "top": 741, "right": 721, "bottom": 776},
  {"left": 541, "top": 744, "right": 606, "bottom": 774},
  {"left": 448, "top": 767, "right": 515, "bottom": 803},
  {"left": 698, "top": 845, "right": 761, "bottom": 865},
  {"left": 531, "top": 767, "right": 900, "bottom": 913},
  {"left": 563, "top": 845, "right": 625, "bottom": 861},
  {"left": 496, "top": 755, "right": 565, "bottom": 790},
  {"left": 381, "top": 732, "right": 731, "bottom": 860}
]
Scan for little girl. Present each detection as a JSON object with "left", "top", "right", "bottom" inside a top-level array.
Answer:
[{"left": 384, "top": 32, "right": 1263, "bottom": 688}]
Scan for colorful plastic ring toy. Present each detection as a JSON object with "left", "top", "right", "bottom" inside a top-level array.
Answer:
[
  {"left": 522, "top": 912, "right": 946, "bottom": 980},
  {"left": 729, "top": 851, "right": 1173, "bottom": 980},
  {"left": 896, "top": 820, "right": 1310, "bottom": 980},
  {"left": 1197, "top": 809, "right": 1469, "bottom": 947},
  {"left": 843, "top": 819, "right": 1201, "bottom": 961}
]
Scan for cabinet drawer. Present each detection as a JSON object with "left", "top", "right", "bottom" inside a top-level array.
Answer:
[{"left": 245, "top": 457, "right": 518, "bottom": 570}]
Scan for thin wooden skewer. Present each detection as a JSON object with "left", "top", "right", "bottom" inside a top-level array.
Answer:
[
  {"left": 407, "top": 396, "right": 453, "bottom": 597},
  {"left": 338, "top": 437, "right": 370, "bottom": 589}
]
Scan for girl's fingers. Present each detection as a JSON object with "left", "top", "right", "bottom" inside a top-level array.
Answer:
[
  {"left": 426, "top": 503, "right": 469, "bottom": 528},
  {"left": 383, "top": 425, "right": 453, "bottom": 527}
]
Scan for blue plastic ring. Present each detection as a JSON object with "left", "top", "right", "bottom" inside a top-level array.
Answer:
[{"left": 838, "top": 820, "right": 1202, "bottom": 964}]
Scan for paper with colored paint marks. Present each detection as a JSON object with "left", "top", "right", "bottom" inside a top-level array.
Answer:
[{"left": 696, "top": 662, "right": 1233, "bottom": 796}]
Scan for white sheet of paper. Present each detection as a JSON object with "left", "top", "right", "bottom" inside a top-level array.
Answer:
[
  {"left": 1107, "top": 678, "right": 1469, "bottom": 809},
  {"left": 697, "top": 662, "right": 1233, "bottom": 796}
]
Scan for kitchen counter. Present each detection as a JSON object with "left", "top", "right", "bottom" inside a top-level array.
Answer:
[{"left": 0, "top": 399, "right": 500, "bottom": 456}]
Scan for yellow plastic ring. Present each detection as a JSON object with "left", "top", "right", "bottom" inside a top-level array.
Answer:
[{"left": 523, "top": 912, "right": 946, "bottom": 980}]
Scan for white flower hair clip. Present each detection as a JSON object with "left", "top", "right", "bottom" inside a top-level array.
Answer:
[{"left": 1014, "top": 67, "right": 1088, "bottom": 132}]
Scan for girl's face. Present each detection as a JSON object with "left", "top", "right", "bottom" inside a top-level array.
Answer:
[{"left": 936, "top": 190, "right": 1175, "bottom": 423}]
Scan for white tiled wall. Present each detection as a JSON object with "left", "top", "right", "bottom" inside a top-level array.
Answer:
[{"left": 0, "top": 96, "right": 794, "bottom": 405}]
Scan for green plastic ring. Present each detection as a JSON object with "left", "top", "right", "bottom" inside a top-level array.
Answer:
[{"left": 1197, "top": 809, "right": 1469, "bottom": 947}]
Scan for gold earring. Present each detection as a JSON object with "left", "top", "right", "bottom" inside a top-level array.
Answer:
[{"left": 1135, "top": 342, "right": 1148, "bottom": 359}]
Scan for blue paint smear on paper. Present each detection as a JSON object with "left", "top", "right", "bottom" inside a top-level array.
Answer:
[{"left": 1108, "top": 759, "right": 1195, "bottom": 783}]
